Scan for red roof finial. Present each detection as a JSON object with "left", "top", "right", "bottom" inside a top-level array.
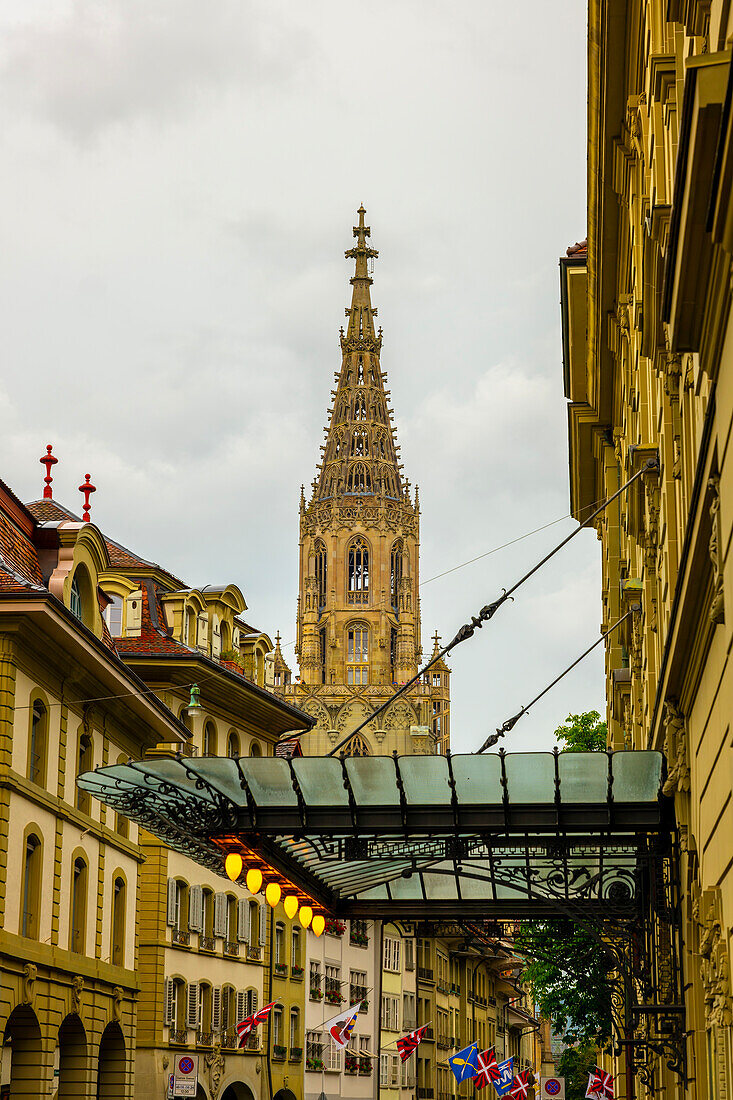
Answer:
[
  {"left": 40, "top": 444, "right": 58, "bottom": 500},
  {"left": 78, "top": 474, "right": 96, "bottom": 522}
]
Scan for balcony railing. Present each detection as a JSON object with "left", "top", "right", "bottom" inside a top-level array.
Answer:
[
  {"left": 437, "top": 1034, "right": 452, "bottom": 1050},
  {"left": 199, "top": 934, "right": 215, "bottom": 952},
  {"left": 224, "top": 941, "right": 239, "bottom": 957},
  {"left": 244, "top": 1035, "right": 260, "bottom": 1053},
  {"left": 418, "top": 1089, "right": 434, "bottom": 1098},
  {"left": 221, "top": 1034, "right": 238, "bottom": 1050},
  {"left": 420, "top": 1026, "right": 435, "bottom": 1041},
  {"left": 172, "top": 929, "right": 190, "bottom": 947},
  {"left": 437, "top": 981, "right": 450, "bottom": 994},
  {"left": 450, "top": 983, "right": 460, "bottom": 995},
  {"left": 246, "top": 945, "right": 262, "bottom": 962},
  {"left": 169, "top": 1028, "right": 188, "bottom": 1045},
  {"left": 196, "top": 1031, "right": 214, "bottom": 1048}
]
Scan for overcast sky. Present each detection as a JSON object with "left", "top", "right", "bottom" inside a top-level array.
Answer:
[{"left": 0, "top": 0, "right": 596, "bottom": 754}]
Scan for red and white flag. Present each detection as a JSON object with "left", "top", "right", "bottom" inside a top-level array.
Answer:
[
  {"left": 509, "top": 1070, "right": 534, "bottom": 1099},
  {"left": 474, "top": 1047, "right": 500, "bottom": 1089},
  {"left": 235, "top": 1000, "right": 275, "bottom": 1047},
  {"left": 396, "top": 1024, "right": 430, "bottom": 1062},
  {"left": 323, "top": 1003, "right": 363, "bottom": 1048},
  {"left": 587, "top": 1068, "right": 614, "bottom": 1100}
]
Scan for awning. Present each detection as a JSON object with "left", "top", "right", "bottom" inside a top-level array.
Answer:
[{"left": 79, "top": 749, "right": 671, "bottom": 919}]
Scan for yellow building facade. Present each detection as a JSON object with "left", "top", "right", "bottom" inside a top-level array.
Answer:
[{"left": 561, "top": 3, "right": 733, "bottom": 1095}]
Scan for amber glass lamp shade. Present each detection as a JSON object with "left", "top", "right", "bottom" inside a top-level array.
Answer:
[
  {"left": 246, "top": 868, "right": 263, "bottom": 895},
  {"left": 298, "top": 905, "right": 313, "bottom": 929},
  {"left": 266, "top": 882, "right": 282, "bottom": 908},
  {"left": 225, "top": 853, "right": 243, "bottom": 882}
]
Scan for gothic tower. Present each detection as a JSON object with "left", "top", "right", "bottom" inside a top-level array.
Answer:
[{"left": 276, "top": 207, "right": 450, "bottom": 756}]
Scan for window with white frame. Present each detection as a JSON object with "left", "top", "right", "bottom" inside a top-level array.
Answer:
[
  {"left": 104, "top": 594, "right": 124, "bottom": 636},
  {"left": 380, "top": 1053, "right": 399, "bottom": 1087},
  {"left": 381, "top": 994, "right": 399, "bottom": 1031},
  {"left": 383, "top": 936, "right": 401, "bottom": 973},
  {"left": 306, "top": 1030, "right": 323, "bottom": 1068},
  {"left": 326, "top": 1042, "right": 342, "bottom": 1072}
]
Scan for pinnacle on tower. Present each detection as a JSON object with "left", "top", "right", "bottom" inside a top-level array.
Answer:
[{"left": 310, "top": 206, "right": 405, "bottom": 505}]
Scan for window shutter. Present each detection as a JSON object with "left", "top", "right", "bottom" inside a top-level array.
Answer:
[
  {"left": 248, "top": 989, "right": 258, "bottom": 1016},
  {"left": 214, "top": 892, "right": 227, "bottom": 937},
  {"left": 237, "top": 898, "right": 249, "bottom": 943},
  {"left": 405, "top": 938, "right": 415, "bottom": 971},
  {"left": 212, "top": 616, "right": 221, "bottom": 658},
  {"left": 380, "top": 1054, "right": 388, "bottom": 1087},
  {"left": 164, "top": 978, "right": 175, "bottom": 1026},
  {"left": 187, "top": 982, "right": 199, "bottom": 1029},
  {"left": 125, "top": 591, "right": 142, "bottom": 637},
  {"left": 258, "top": 902, "right": 267, "bottom": 945},
  {"left": 212, "top": 987, "right": 222, "bottom": 1033},
  {"left": 236, "top": 989, "right": 247, "bottom": 1023},
  {"left": 166, "top": 879, "right": 177, "bottom": 927},
  {"left": 189, "top": 885, "right": 203, "bottom": 932},
  {"left": 197, "top": 613, "right": 209, "bottom": 652}
]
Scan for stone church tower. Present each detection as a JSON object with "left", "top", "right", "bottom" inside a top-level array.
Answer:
[{"left": 274, "top": 207, "right": 450, "bottom": 756}]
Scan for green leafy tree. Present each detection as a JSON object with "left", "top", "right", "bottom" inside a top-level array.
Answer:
[
  {"left": 557, "top": 1043, "right": 598, "bottom": 1100},
  {"left": 517, "top": 711, "right": 611, "bottom": 1045}
]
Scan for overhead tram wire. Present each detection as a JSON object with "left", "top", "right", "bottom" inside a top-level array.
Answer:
[
  {"left": 322, "top": 456, "right": 658, "bottom": 758},
  {"left": 475, "top": 606, "right": 638, "bottom": 753}
]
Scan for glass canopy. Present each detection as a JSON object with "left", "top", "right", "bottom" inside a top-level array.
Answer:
[{"left": 79, "top": 750, "right": 670, "bottom": 919}]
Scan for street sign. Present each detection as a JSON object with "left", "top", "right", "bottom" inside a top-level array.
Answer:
[
  {"left": 167, "top": 1075, "right": 174, "bottom": 1098},
  {"left": 540, "top": 1077, "right": 565, "bottom": 1099},
  {"left": 172, "top": 1054, "right": 199, "bottom": 1097}
]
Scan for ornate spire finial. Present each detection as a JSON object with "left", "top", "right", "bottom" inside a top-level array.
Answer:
[
  {"left": 40, "top": 444, "right": 57, "bottom": 500},
  {"left": 78, "top": 474, "right": 96, "bottom": 522}
]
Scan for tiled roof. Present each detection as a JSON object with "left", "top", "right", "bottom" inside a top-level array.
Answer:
[
  {"left": 26, "top": 498, "right": 81, "bottom": 522},
  {"left": 0, "top": 512, "right": 44, "bottom": 590},
  {"left": 113, "top": 580, "right": 194, "bottom": 658},
  {"left": 566, "top": 240, "right": 588, "bottom": 257}
]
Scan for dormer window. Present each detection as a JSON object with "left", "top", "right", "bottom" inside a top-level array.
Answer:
[
  {"left": 70, "top": 576, "right": 83, "bottom": 621},
  {"left": 104, "top": 595, "right": 123, "bottom": 637}
]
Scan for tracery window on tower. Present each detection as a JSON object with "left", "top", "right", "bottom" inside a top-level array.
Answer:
[
  {"left": 347, "top": 624, "right": 369, "bottom": 685},
  {"left": 319, "top": 627, "right": 327, "bottom": 684},
  {"left": 347, "top": 537, "right": 369, "bottom": 603},
  {"left": 351, "top": 431, "right": 368, "bottom": 456},
  {"left": 355, "top": 393, "right": 367, "bottom": 420},
  {"left": 342, "top": 732, "right": 370, "bottom": 756},
  {"left": 314, "top": 540, "right": 327, "bottom": 611},
  {"left": 347, "top": 462, "right": 371, "bottom": 494},
  {"left": 357, "top": 357, "right": 364, "bottom": 384},
  {"left": 391, "top": 540, "right": 404, "bottom": 612}
]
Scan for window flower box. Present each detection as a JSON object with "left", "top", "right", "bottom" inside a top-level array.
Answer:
[
  {"left": 350, "top": 931, "right": 369, "bottom": 947},
  {"left": 274, "top": 962, "right": 288, "bottom": 977},
  {"left": 306, "top": 1057, "right": 324, "bottom": 1072},
  {"left": 310, "top": 987, "right": 323, "bottom": 1001},
  {"left": 324, "top": 919, "right": 346, "bottom": 937},
  {"left": 273, "top": 1045, "right": 287, "bottom": 1061},
  {"left": 359, "top": 1057, "right": 372, "bottom": 1075},
  {"left": 325, "top": 990, "right": 343, "bottom": 1005},
  {"left": 289, "top": 1047, "right": 303, "bottom": 1062},
  {"left": 345, "top": 1054, "right": 359, "bottom": 1074},
  {"left": 291, "top": 964, "right": 304, "bottom": 979}
]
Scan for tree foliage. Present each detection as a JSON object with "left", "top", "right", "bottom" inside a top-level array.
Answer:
[
  {"left": 556, "top": 1043, "right": 599, "bottom": 1100},
  {"left": 517, "top": 711, "right": 611, "bottom": 1045}
]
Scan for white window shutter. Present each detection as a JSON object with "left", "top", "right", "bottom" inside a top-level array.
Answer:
[
  {"left": 189, "top": 885, "right": 203, "bottom": 932},
  {"left": 236, "top": 989, "right": 247, "bottom": 1023},
  {"left": 164, "top": 979, "right": 175, "bottom": 1026},
  {"left": 166, "top": 879, "right": 177, "bottom": 927},
  {"left": 197, "top": 613, "right": 209, "bottom": 651},
  {"left": 187, "top": 982, "right": 199, "bottom": 1029},
  {"left": 214, "top": 892, "right": 227, "bottom": 937},
  {"left": 125, "top": 591, "right": 142, "bottom": 637},
  {"left": 212, "top": 987, "right": 222, "bottom": 1033},
  {"left": 248, "top": 990, "right": 258, "bottom": 1016},
  {"left": 237, "top": 898, "right": 249, "bottom": 943},
  {"left": 258, "top": 902, "right": 267, "bottom": 945},
  {"left": 212, "top": 615, "right": 221, "bottom": 658}
]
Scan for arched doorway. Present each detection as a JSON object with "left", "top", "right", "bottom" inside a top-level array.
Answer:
[
  {"left": 2, "top": 1005, "right": 43, "bottom": 1097},
  {"left": 96, "top": 1022, "right": 125, "bottom": 1098},
  {"left": 221, "top": 1084, "right": 256, "bottom": 1100},
  {"left": 58, "top": 1014, "right": 87, "bottom": 1097},
  {"left": 273, "top": 1090, "right": 297, "bottom": 1100}
]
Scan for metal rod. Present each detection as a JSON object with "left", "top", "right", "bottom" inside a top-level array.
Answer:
[
  {"left": 314, "top": 458, "right": 656, "bottom": 758},
  {"left": 475, "top": 607, "right": 637, "bottom": 753}
]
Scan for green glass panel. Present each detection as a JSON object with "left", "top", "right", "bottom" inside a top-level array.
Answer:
[
  {"left": 422, "top": 870, "right": 459, "bottom": 899},
  {"left": 451, "top": 755, "right": 503, "bottom": 804},
  {"left": 292, "top": 758, "right": 349, "bottom": 805},
  {"left": 237, "top": 759, "right": 298, "bottom": 806},
  {"left": 385, "top": 875, "right": 423, "bottom": 899},
  {"left": 353, "top": 885, "right": 389, "bottom": 899},
  {"left": 557, "top": 752, "right": 608, "bottom": 802},
  {"left": 345, "top": 757, "right": 399, "bottom": 805},
  {"left": 195, "top": 758, "right": 250, "bottom": 803},
  {"left": 612, "top": 750, "right": 662, "bottom": 801},
  {"left": 504, "top": 753, "right": 555, "bottom": 803},
  {"left": 138, "top": 759, "right": 218, "bottom": 803},
  {"left": 398, "top": 756, "right": 451, "bottom": 804}
]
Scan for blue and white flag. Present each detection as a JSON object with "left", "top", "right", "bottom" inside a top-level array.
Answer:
[
  {"left": 493, "top": 1058, "right": 515, "bottom": 1096},
  {"left": 448, "top": 1043, "right": 479, "bottom": 1083}
]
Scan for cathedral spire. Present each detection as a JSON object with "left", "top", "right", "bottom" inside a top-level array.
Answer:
[{"left": 311, "top": 206, "right": 405, "bottom": 506}]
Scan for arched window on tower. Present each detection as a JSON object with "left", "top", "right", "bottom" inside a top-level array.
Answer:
[
  {"left": 391, "top": 540, "right": 404, "bottom": 613},
  {"left": 314, "top": 540, "right": 327, "bottom": 611},
  {"left": 351, "top": 431, "right": 368, "bottom": 456},
  {"left": 347, "top": 625, "right": 369, "bottom": 686},
  {"left": 347, "top": 463, "right": 371, "bottom": 494},
  {"left": 347, "top": 538, "right": 369, "bottom": 604},
  {"left": 354, "top": 394, "right": 367, "bottom": 421},
  {"left": 319, "top": 627, "right": 327, "bottom": 685},
  {"left": 357, "top": 357, "right": 364, "bottom": 384}
]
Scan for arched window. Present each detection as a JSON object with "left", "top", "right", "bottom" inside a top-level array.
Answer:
[
  {"left": 291, "top": 927, "right": 301, "bottom": 968},
  {"left": 391, "top": 540, "right": 404, "bottom": 612},
  {"left": 115, "top": 754, "right": 129, "bottom": 838},
  {"left": 227, "top": 731, "right": 240, "bottom": 758},
  {"left": 351, "top": 431, "right": 369, "bottom": 456},
  {"left": 76, "top": 733, "right": 93, "bottom": 814},
  {"left": 186, "top": 608, "right": 196, "bottom": 647},
  {"left": 347, "top": 462, "right": 371, "bottom": 494},
  {"left": 347, "top": 538, "right": 369, "bottom": 604},
  {"left": 70, "top": 857, "right": 88, "bottom": 953},
  {"left": 314, "top": 540, "right": 327, "bottom": 611},
  {"left": 273, "top": 1005, "right": 284, "bottom": 1049},
  {"left": 112, "top": 876, "right": 126, "bottom": 966},
  {"left": 21, "top": 833, "right": 42, "bottom": 939},
  {"left": 343, "top": 732, "right": 371, "bottom": 756},
  {"left": 275, "top": 922, "right": 285, "bottom": 965},
  {"left": 249, "top": 740, "right": 262, "bottom": 757},
  {"left": 28, "top": 700, "right": 47, "bottom": 785},
  {"left": 354, "top": 393, "right": 367, "bottom": 420},
  {"left": 69, "top": 575, "right": 83, "bottom": 621},
  {"left": 104, "top": 594, "right": 123, "bottom": 637},
  {"left": 220, "top": 620, "right": 231, "bottom": 654},
  {"left": 347, "top": 626, "right": 369, "bottom": 686},
  {"left": 221, "top": 984, "right": 236, "bottom": 1041},
  {"left": 357, "top": 357, "right": 364, "bottom": 384},
  {"left": 203, "top": 722, "right": 217, "bottom": 757},
  {"left": 290, "top": 1007, "right": 300, "bottom": 1052}
]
